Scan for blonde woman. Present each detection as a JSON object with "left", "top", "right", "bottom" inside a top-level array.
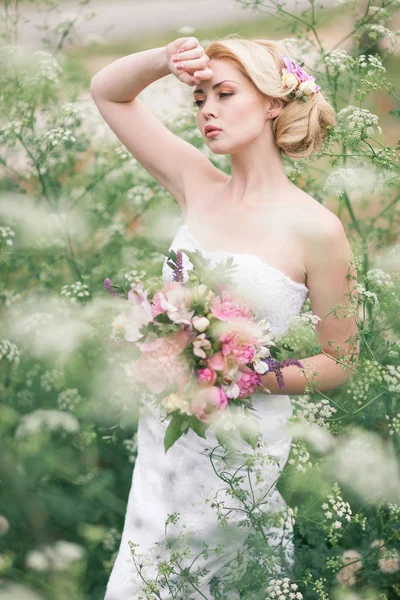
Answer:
[{"left": 91, "top": 35, "right": 359, "bottom": 599}]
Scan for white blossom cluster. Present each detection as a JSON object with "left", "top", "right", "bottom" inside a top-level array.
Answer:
[
  {"left": 0, "top": 340, "right": 20, "bottom": 366},
  {"left": 114, "top": 146, "right": 135, "bottom": 162},
  {"left": 0, "top": 45, "right": 24, "bottom": 60},
  {"left": 15, "top": 409, "right": 80, "bottom": 438},
  {"left": 288, "top": 440, "right": 312, "bottom": 473},
  {"left": 322, "top": 482, "right": 352, "bottom": 530},
  {"left": 0, "top": 226, "right": 15, "bottom": 247},
  {"left": 61, "top": 281, "right": 90, "bottom": 304},
  {"left": 336, "top": 105, "right": 382, "bottom": 143},
  {"left": 366, "top": 24, "right": 399, "bottom": 46},
  {"left": 26, "top": 363, "right": 41, "bottom": 387},
  {"left": 122, "top": 432, "right": 138, "bottom": 463},
  {"left": 354, "top": 283, "right": 379, "bottom": 305},
  {"left": 291, "top": 396, "right": 337, "bottom": 429},
  {"left": 57, "top": 388, "right": 82, "bottom": 412},
  {"left": 388, "top": 503, "right": 400, "bottom": 518},
  {"left": 29, "top": 50, "right": 63, "bottom": 84},
  {"left": 366, "top": 267, "right": 394, "bottom": 288},
  {"left": 356, "top": 53, "right": 386, "bottom": 75},
  {"left": 385, "top": 413, "right": 400, "bottom": 436},
  {"left": 346, "top": 358, "right": 385, "bottom": 405},
  {"left": 323, "top": 168, "right": 360, "bottom": 198},
  {"left": 60, "top": 101, "right": 107, "bottom": 142},
  {"left": 103, "top": 527, "right": 121, "bottom": 552},
  {"left": 266, "top": 577, "right": 303, "bottom": 599},
  {"left": 43, "top": 126, "right": 77, "bottom": 150},
  {"left": 280, "top": 37, "right": 315, "bottom": 62},
  {"left": 123, "top": 268, "right": 148, "bottom": 287},
  {"left": 25, "top": 540, "right": 85, "bottom": 572},
  {"left": 0, "top": 120, "right": 23, "bottom": 147},
  {"left": 22, "top": 312, "right": 55, "bottom": 335},
  {"left": 279, "top": 506, "right": 297, "bottom": 535},
  {"left": 322, "top": 49, "right": 352, "bottom": 73},
  {"left": 40, "top": 366, "right": 65, "bottom": 392},
  {"left": 383, "top": 364, "right": 400, "bottom": 393},
  {"left": 126, "top": 185, "right": 154, "bottom": 207},
  {"left": 374, "top": 145, "right": 399, "bottom": 167}
]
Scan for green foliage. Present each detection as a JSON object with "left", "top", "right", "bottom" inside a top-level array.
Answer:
[{"left": 0, "top": 0, "right": 400, "bottom": 598}]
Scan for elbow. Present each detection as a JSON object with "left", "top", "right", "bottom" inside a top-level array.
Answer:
[{"left": 90, "top": 76, "right": 103, "bottom": 99}]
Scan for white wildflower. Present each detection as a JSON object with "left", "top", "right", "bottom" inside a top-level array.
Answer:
[
  {"left": 0, "top": 226, "right": 15, "bottom": 247},
  {"left": 61, "top": 281, "right": 90, "bottom": 304},
  {"left": 366, "top": 268, "right": 394, "bottom": 288},
  {"left": 337, "top": 105, "right": 382, "bottom": 143},
  {"left": 15, "top": 409, "right": 80, "bottom": 438},
  {"left": 322, "top": 49, "right": 352, "bottom": 73},
  {"left": 126, "top": 185, "right": 154, "bottom": 207},
  {"left": 31, "top": 51, "right": 63, "bottom": 84},
  {"left": 0, "top": 340, "right": 20, "bottom": 366},
  {"left": 57, "top": 388, "right": 82, "bottom": 412}
]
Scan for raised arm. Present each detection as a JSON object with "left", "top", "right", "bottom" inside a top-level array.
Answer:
[{"left": 90, "top": 42, "right": 213, "bottom": 213}]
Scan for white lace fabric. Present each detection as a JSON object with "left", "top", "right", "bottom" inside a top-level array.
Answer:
[{"left": 104, "top": 225, "right": 309, "bottom": 599}]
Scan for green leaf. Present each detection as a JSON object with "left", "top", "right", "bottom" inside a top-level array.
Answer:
[
  {"left": 239, "top": 425, "right": 260, "bottom": 450},
  {"left": 164, "top": 414, "right": 187, "bottom": 453},
  {"left": 189, "top": 416, "right": 209, "bottom": 439}
]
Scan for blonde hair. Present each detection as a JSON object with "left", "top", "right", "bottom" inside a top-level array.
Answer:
[{"left": 205, "top": 35, "right": 336, "bottom": 159}]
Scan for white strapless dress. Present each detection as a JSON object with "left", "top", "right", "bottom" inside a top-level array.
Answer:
[{"left": 104, "top": 223, "right": 309, "bottom": 599}]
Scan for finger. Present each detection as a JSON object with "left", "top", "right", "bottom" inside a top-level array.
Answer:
[
  {"left": 193, "top": 66, "right": 214, "bottom": 81},
  {"left": 177, "top": 37, "right": 199, "bottom": 53},
  {"left": 175, "top": 55, "right": 209, "bottom": 73}
]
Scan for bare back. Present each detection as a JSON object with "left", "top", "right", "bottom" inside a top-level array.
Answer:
[{"left": 180, "top": 162, "right": 330, "bottom": 289}]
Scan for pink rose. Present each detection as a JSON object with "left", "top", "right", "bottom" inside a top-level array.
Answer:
[
  {"left": 208, "top": 352, "right": 226, "bottom": 371},
  {"left": 134, "top": 336, "right": 189, "bottom": 394},
  {"left": 220, "top": 332, "right": 255, "bottom": 365},
  {"left": 196, "top": 367, "right": 217, "bottom": 386},
  {"left": 151, "top": 282, "right": 194, "bottom": 324},
  {"left": 236, "top": 367, "right": 262, "bottom": 398},
  {"left": 190, "top": 386, "right": 228, "bottom": 423},
  {"left": 210, "top": 289, "right": 254, "bottom": 322}
]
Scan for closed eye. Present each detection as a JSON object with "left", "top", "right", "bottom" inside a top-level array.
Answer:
[{"left": 193, "top": 93, "right": 232, "bottom": 108}]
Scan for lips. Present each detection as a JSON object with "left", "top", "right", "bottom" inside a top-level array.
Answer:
[{"left": 204, "top": 125, "right": 222, "bottom": 134}]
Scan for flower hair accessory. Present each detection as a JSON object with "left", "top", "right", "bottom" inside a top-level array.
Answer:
[{"left": 281, "top": 55, "right": 321, "bottom": 102}]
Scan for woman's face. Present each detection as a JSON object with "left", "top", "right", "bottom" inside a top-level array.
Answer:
[{"left": 193, "top": 58, "right": 271, "bottom": 154}]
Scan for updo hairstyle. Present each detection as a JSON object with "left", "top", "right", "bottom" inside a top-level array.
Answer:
[{"left": 204, "top": 35, "right": 336, "bottom": 159}]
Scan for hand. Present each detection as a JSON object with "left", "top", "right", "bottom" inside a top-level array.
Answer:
[{"left": 166, "top": 36, "right": 213, "bottom": 86}]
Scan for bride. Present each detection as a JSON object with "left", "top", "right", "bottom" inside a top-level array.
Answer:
[{"left": 91, "top": 34, "right": 360, "bottom": 599}]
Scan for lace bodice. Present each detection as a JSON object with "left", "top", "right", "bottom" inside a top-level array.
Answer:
[{"left": 162, "top": 223, "right": 309, "bottom": 341}]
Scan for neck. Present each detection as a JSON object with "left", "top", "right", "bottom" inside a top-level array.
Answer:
[{"left": 225, "top": 125, "right": 292, "bottom": 208}]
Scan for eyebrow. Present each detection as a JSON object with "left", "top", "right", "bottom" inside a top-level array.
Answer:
[{"left": 193, "top": 80, "right": 238, "bottom": 94}]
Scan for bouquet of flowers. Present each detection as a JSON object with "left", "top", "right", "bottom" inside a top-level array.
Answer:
[{"left": 105, "top": 248, "right": 303, "bottom": 453}]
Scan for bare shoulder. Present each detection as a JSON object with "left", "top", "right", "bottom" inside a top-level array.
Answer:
[{"left": 291, "top": 189, "right": 345, "bottom": 244}]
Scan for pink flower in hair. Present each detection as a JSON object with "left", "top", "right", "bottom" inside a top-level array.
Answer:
[{"left": 282, "top": 55, "right": 321, "bottom": 100}]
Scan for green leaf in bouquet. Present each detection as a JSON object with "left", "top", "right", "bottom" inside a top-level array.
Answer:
[
  {"left": 188, "top": 415, "right": 209, "bottom": 439},
  {"left": 164, "top": 413, "right": 190, "bottom": 453},
  {"left": 239, "top": 421, "right": 261, "bottom": 449}
]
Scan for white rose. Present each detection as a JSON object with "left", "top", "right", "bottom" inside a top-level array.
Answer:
[
  {"left": 253, "top": 358, "right": 270, "bottom": 375},
  {"left": 299, "top": 80, "right": 318, "bottom": 96},
  {"left": 162, "top": 393, "right": 191, "bottom": 415},
  {"left": 192, "top": 315, "right": 210, "bottom": 332},
  {"left": 282, "top": 71, "right": 299, "bottom": 88}
]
